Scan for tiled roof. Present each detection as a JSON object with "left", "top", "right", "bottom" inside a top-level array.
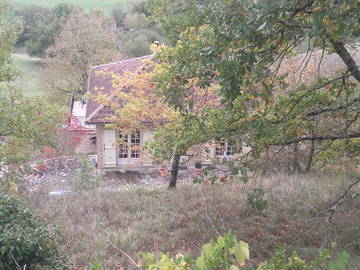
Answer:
[
  {"left": 85, "top": 55, "right": 153, "bottom": 124},
  {"left": 85, "top": 48, "right": 359, "bottom": 124}
]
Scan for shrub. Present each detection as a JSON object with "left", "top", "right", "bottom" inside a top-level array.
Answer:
[
  {"left": 140, "top": 233, "right": 349, "bottom": 270},
  {"left": 246, "top": 188, "right": 267, "bottom": 212},
  {"left": 257, "top": 249, "right": 349, "bottom": 270},
  {"left": 0, "top": 192, "right": 68, "bottom": 270},
  {"left": 70, "top": 155, "right": 102, "bottom": 192}
]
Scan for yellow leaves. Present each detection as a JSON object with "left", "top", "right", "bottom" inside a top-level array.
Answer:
[
  {"left": 322, "top": 16, "right": 331, "bottom": 26},
  {"left": 246, "top": 93, "right": 255, "bottom": 100}
]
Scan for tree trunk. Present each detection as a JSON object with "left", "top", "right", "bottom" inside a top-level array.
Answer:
[
  {"left": 331, "top": 39, "right": 360, "bottom": 83},
  {"left": 292, "top": 143, "right": 302, "bottom": 174},
  {"left": 168, "top": 153, "right": 181, "bottom": 189},
  {"left": 305, "top": 139, "right": 315, "bottom": 172},
  {"left": 305, "top": 126, "right": 316, "bottom": 172}
]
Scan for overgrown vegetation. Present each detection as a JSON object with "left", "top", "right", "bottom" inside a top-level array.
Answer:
[
  {"left": 70, "top": 155, "right": 102, "bottom": 192},
  {"left": 28, "top": 173, "right": 360, "bottom": 269},
  {"left": 0, "top": 193, "right": 67, "bottom": 270}
]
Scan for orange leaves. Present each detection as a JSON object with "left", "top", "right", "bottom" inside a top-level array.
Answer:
[{"left": 322, "top": 16, "right": 331, "bottom": 26}]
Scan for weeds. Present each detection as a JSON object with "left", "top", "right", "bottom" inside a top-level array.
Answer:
[
  {"left": 69, "top": 155, "right": 102, "bottom": 192},
  {"left": 27, "top": 173, "right": 360, "bottom": 269}
]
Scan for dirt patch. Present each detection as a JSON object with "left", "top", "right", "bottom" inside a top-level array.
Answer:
[{"left": 20, "top": 156, "right": 196, "bottom": 195}]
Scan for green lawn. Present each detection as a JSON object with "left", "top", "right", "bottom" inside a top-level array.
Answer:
[
  {"left": 12, "top": 53, "right": 45, "bottom": 97},
  {"left": 11, "top": 0, "right": 132, "bottom": 14}
]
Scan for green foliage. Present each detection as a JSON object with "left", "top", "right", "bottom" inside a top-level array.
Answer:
[
  {"left": 329, "top": 251, "right": 350, "bottom": 270},
  {"left": 123, "top": 33, "right": 152, "bottom": 57},
  {"left": 111, "top": 3, "right": 127, "bottom": 27},
  {"left": 16, "top": 3, "right": 78, "bottom": 57},
  {"left": 257, "top": 249, "right": 349, "bottom": 270},
  {"left": 70, "top": 155, "right": 102, "bottom": 192},
  {"left": 0, "top": 88, "right": 66, "bottom": 165},
  {"left": 246, "top": 188, "right": 267, "bottom": 213},
  {"left": 148, "top": 0, "right": 360, "bottom": 173},
  {"left": 143, "top": 252, "right": 192, "bottom": 270},
  {"left": 195, "top": 233, "right": 249, "bottom": 270},
  {"left": 141, "top": 233, "right": 350, "bottom": 270},
  {"left": 89, "top": 261, "right": 104, "bottom": 270},
  {"left": 124, "top": 12, "right": 150, "bottom": 30},
  {"left": 13, "top": 4, "right": 51, "bottom": 45},
  {"left": 44, "top": 10, "right": 122, "bottom": 95},
  {"left": 0, "top": 192, "right": 68, "bottom": 270},
  {"left": 0, "top": 1, "right": 22, "bottom": 83},
  {"left": 141, "top": 233, "right": 249, "bottom": 270}
]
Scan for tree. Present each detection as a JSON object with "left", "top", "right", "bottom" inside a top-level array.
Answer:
[
  {"left": 124, "top": 12, "right": 150, "bottom": 31},
  {"left": 43, "top": 10, "right": 123, "bottom": 101},
  {"left": 15, "top": 3, "right": 78, "bottom": 57},
  {"left": 94, "top": 55, "right": 220, "bottom": 188},
  {"left": 14, "top": 4, "right": 51, "bottom": 46},
  {"left": 0, "top": 2, "right": 66, "bottom": 190},
  {"left": 148, "top": 0, "right": 360, "bottom": 173},
  {"left": 0, "top": 1, "right": 22, "bottom": 83},
  {"left": 111, "top": 3, "right": 127, "bottom": 27}
]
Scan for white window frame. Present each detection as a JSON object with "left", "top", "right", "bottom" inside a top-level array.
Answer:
[
  {"left": 215, "top": 140, "right": 235, "bottom": 158},
  {"left": 118, "top": 130, "right": 141, "bottom": 164}
]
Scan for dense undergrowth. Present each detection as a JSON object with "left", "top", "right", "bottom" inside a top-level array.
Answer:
[{"left": 25, "top": 171, "right": 360, "bottom": 269}]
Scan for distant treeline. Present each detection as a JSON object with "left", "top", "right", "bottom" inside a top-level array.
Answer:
[{"left": 13, "top": 0, "right": 165, "bottom": 58}]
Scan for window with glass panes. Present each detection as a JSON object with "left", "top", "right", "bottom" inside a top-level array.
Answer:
[
  {"left": 118, "top": 133, "right": 128, "bottom": 158},
  {"left": 215, "top": 140, "right": 235, "bottom": 157},
  {"left": 130, "top": 131, "right": 141, "bottom": 158}
]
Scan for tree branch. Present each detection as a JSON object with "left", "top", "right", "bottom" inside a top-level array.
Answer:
[
  {"left": 331, "top": 39, "right": 360, "bottom": 83},
  {"left": 307, "top": 97, "right": 360, "bottom": 116},
  {"left": 276, "top": 132, "right": 360, "bottom": 146}
]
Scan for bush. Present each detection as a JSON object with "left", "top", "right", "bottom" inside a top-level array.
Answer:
[
  {"left": 70, "top": 155, "right": 102, "bottom": 192},
  {"left": 0, "top": 193, "right": 67, "bottom": 270},
  {"left": 246, "top": 188, "right": 267, "bottom": 212},
  {"left": 141, "top": 233, "right": 349, "bottom": 270}
]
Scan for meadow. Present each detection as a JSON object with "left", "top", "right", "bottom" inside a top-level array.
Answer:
[
  {"left": 12, "top": 52, "right": 45, "bottom": 96},
  {"left": 28, "top": 172, "right": 360, "bottom": 269},
  {"left": 11, "top": 0, "right": 132, "bottom": 14}
]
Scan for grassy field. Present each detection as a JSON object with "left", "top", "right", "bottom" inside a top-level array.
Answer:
[
  {"left": 11, "top": 0, "right": 132, "bottom": 14},
  {"left": 12, "top": 52, "right": 46, "bottom": 96},
  {"left": 28, "top": 172, "right": 360, "bottom": 269}
]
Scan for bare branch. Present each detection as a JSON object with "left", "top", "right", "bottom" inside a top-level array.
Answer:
[
  {"left": 277, "top": 132, "right": 360, "bottom": 146},
  {"left": 107, "top": 241, "right": 141, "bottom": 270},
  {"left": 307, "top": 97, "right": 360, "bottom": 116}
]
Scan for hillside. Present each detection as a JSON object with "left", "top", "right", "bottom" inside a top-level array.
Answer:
[{"left": 28, "top": 172, "right": 360, "bottom": 269}]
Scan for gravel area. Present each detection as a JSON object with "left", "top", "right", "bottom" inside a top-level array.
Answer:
[{"left": 19, "top": 156, "right": 196, "bottom": 195}]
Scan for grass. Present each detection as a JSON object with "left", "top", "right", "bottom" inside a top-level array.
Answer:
[
  {"left": 11, "top": 0, "right": 133, "bottom": 14},
  {"left": 12, "top": 52, "right": 46, "bottom": 97},
  {"left": 27, "top": 172, "right": 360, "bottom": 269}
]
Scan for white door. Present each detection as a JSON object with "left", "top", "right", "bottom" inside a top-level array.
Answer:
[{"left": 103, "top": 129, "right": 116, "bottom": 168}]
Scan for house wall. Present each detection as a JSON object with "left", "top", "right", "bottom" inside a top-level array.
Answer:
[
  {"left": 74, "top": 131, "right": 96, "bottom": 154},
  {"left": 95, "top": 126, "right": 239, "bottom": 170}
]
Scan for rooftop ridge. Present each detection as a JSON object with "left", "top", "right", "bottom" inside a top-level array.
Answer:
[{"left": 90, "top": 55, "right": 153, "bottom": 69}]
